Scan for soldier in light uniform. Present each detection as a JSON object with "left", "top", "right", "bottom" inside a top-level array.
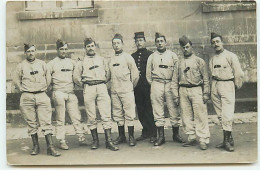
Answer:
[
  {"left": 110, "top": 33, "right": 140, "bottom": 146},
  {"left": 73, "top": 38, "right": 119, "bottom": 151},
  {"left": 209, "top": 32, "right": 244, "bottom": 152},
  {"left": 171, "top": 35, "right": 210, "bottom": 150},
  {"left": 13, "top": 43, "right": 60, "bottom": 157},
  {"left": 47, "top": 39, "right": 88, "bottom": 150},
  {"left": 131, "top": 32, "right": 157, "bottom": 143},
  {"left": 146, "top": 32, "right": 184, "bottom": 146}
]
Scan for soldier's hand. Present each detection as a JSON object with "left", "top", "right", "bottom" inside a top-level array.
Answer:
[
  {"left": 174, "top": 97, "right": 180, "bottom": 106},
  {"left": 203, "top": 94, "right": 210, "bottom": 104}
]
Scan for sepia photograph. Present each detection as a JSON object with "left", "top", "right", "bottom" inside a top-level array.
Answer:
[{"left": 5, "top": 0, "right": 257, "bottom": 166}]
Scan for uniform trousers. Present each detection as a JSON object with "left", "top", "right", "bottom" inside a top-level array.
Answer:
[
  {"left": 134, "top": 80, "right": 156, "bottom": 137},
  {"left": 179, "top": 86, "right": 210, "bottom": 143},
  {"left": 83, "top": 83, "right": 112, "bottom": 130},
  {"left": 111, "top": 91, "right": 136, "bottom": 126},
  {"left": 52, "top": 91, "right": 85, "bottom": 141},
  {"left": 150, "top": 80, "right": 180, "bottom": 127},
  {"left": 20, "top": 92, "right": 53, "bottom": 136},
  {"left": 211, "top": 80, "right": 235, "bottom": 131}
]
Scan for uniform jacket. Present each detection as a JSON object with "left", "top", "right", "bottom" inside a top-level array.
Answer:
[
  {"left": 109, "top": 52, "right": 139, "bottom": 93},
  {"left": 146, "top": 49, "right": 178, "bottom": 84},
  {"left": 209, "top": 49, "right": 244, "bottom": 89},
  {"left": 171, "top": 54, "right": 210, "bottom": 98},
  {"left": 131, "top": 48, "right": 153, "bottom": 87},
  {"left": 47, "top": 57, "right": 75, "bottom": 93},
  {"left": 73, "top": 54, "right": 110, "bottom": 87},
  {"left": 13, "top": 59, "right": 50, "bottom": 92}
]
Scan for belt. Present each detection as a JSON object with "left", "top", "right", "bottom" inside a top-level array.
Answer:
[
  {"left": 212, "top": 77, "right": 234, "bottom": 82},
  {"left": 23, "top": 91, "right": 44, "bottom": 94},
  {"left": 84, "top": 81, "right": 105, "bottom": 86},
  {"left": 153, "top": 78, "right": 171, "bottom": 83},
  {"left": 179, "top": 84, "right": 202, "bottom": 88}
]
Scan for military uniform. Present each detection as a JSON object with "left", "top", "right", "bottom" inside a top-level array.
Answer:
[
  {"left": 209, "top": 32, "right": 244, "bottom": 152},
  {"left": 73, "top": 38, "right": 118, "bottom": 151},
  {"left": 13, "top": 43, "right": 60, "bottom": 157},
  {"left": 146, "top": 32, "right": 184, "bottom": 146},
  {"left": 73, "top": 54, "right": 112, "bottom": 130},
  {"left": 172, "top": 36, "right": 210, "bottom": 149},
  {"left": 131, "top": 32, "right": 156, "bottom": 141},
  {"left": 48, "top": 43, "right": 87, "bottom": 149},
  {"left": 111, "top": 34, "right": 139, "bottom": 146}
]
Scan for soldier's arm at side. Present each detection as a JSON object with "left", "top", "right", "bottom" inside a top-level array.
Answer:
[
  {"left": 127, "top": 55, "right": 140, "bottom": 88},
  {"left": 73, "top": 61, "right": 83, "bottom": 87},
  {"left": 43, "top": 62, "right": 51, "bottom": 89},
  {"left": 12, "top": 63, "right": 22, "bottom": 92},
  {"left": 199, "top": 59, "right": 210, "bottom": 95},
  {"left": 104, "top": 58, "right": 111, "bottom": 83},
  {"left": 231, "top": 54, "right": 244, "bottom": 89},
  {"left": 146, "top": 54, "right": 153, "bottom": 85},
  {"left": 171, "top": 60, "right": 180, "bottom": 99}
]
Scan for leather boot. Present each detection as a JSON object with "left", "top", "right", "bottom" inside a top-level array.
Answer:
[
  {"left": 216, "top": 130, "right": 225, "bottom": 148},
  {"left": 113, "top": 126, "right": 127, "bottom": 145},
  {"left": 30, "top": 133, "right": 40, "bottom": 155},
  {"left": 224, "top": 131, "right": 234, "bottom": 152},
  {"left": 172, "top": 126, "right": 185, "bottom": 143},
  {"left": 90, "top": 128, "right": 99, "bottom": 150},
  {"left": 150, "top": 126, "right": 157, "bottom": 143},
  {"left": 154, "top": 126, "right": 165, "bottom": 146},
  {"left": 45, "top": 134, "right": 61, "bottom": 157},
  {"left": 216, "top": 130, "right": 234, "bottom": 148},
  {"left": 128, "top": 126, "right": 136, "bottom": 146},
  {"left": 104, "top": 129, "right": 119, "bottom": 151}
]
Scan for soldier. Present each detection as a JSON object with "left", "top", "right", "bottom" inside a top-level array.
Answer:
[
  {"left": 209, "top": 32, "right": 244, "bottom": 152},
  {"left": 47, "top": 39, "right": 88, "bottom": 150},
  {"left": 73, "top": 38, "right": 118, "bottom": 151},
  {"left": 146, "top": 32, "right": 184, "bottom": 146},
  {"left": 171, "top": 35, "right": 210, "bottom": 150},
  {"left": 13, "top": 43, "right": 60, "bottom": 157},
  {"left": 110, "top": 33, "right": 140, "bottom": 146},
  {"left": 131, "top": 32, "right": 157, "bottom": 143}
]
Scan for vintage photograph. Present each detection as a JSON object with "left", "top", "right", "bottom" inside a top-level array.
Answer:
[{"left": 6, "top": 0, "right": 257, "bottom": 165}]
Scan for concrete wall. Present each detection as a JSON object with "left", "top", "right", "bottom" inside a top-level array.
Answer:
[{"left": 6, "top": 0, "right": 257, "bottom": 94}]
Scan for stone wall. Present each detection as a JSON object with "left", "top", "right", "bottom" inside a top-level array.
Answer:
[{"left": 6, "top": 1, "right": 257, "bottom": 94}]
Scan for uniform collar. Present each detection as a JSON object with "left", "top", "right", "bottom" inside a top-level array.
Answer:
[
  {"left": 115, "top": 50, "right": 123, "bottom": 56},
  {"left": 26, "top": 58, "right": 36, "bottom": 64},
  {"left": 137, "top": 48, "right": 147, "bottom": 53}
]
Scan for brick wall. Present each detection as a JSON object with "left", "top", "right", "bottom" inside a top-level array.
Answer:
[{"left": 6, "top": 1, "right": 257, "bottom": 94}]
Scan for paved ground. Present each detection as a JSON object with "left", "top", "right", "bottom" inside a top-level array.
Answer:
[{"left": 6, "top": 122, "right": 257, "bottom": 166}]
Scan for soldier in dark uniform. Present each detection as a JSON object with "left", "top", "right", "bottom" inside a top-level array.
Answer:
[{"left": 131, "top": 32, "right": 157, "bottom": 143}]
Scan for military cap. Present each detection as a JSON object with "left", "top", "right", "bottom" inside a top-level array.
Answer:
[
  {"left": 112, "top": 33, "right": 123, "bottom": 43},
  {"left": 211, "top": 32, "right": 222, "bottom": 40},
  {"left": 155, "top": 32, "right": 166, "bottom": 42},
  {"left": 179, "top": 35, "right": 192, "bottom": 47},
  {"left": 84, "top": 37, "right": 95, "bottom": 47},
  {"left": 134, "top": 32, "right": 145, "bottom": 39},
  {"left": 56, "top": 39, "right": 67, "bottom": 49},
  {"left": 24, "top": 43, "right": 35, "bottom": 52}
]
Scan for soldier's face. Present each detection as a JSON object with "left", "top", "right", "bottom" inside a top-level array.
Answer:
[
  {"left": 181, "top": 42, "right": 192, "bottom": 57},
  {"left": 85, "top": 42, "right": 96, "bottom": 55},
  {"left": 57, "top": 44, "right": 68, "bottom": 59},
  {"left": 25, "top": 46, "right": 36, "bottom": 62},
  {"left": 211, "top": 37, "right": 224, "bottom": 52},
  {"left": 135, "top": 38, "right": 146, "bottom": 49},
  {"left": 155, "top": 37, "right": 166, "bottom": 50},
  {"left": 112, "top": 39, "right": 123, "bottom": 52}
]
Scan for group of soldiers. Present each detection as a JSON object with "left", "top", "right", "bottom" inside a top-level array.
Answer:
[{"left": 13, "top": 31, "right": 244, "bottom": 157}]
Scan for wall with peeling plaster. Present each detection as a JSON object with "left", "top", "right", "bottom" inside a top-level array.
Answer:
[{"left": 6, "top": 1, "right": 256, "bottom": 110}]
